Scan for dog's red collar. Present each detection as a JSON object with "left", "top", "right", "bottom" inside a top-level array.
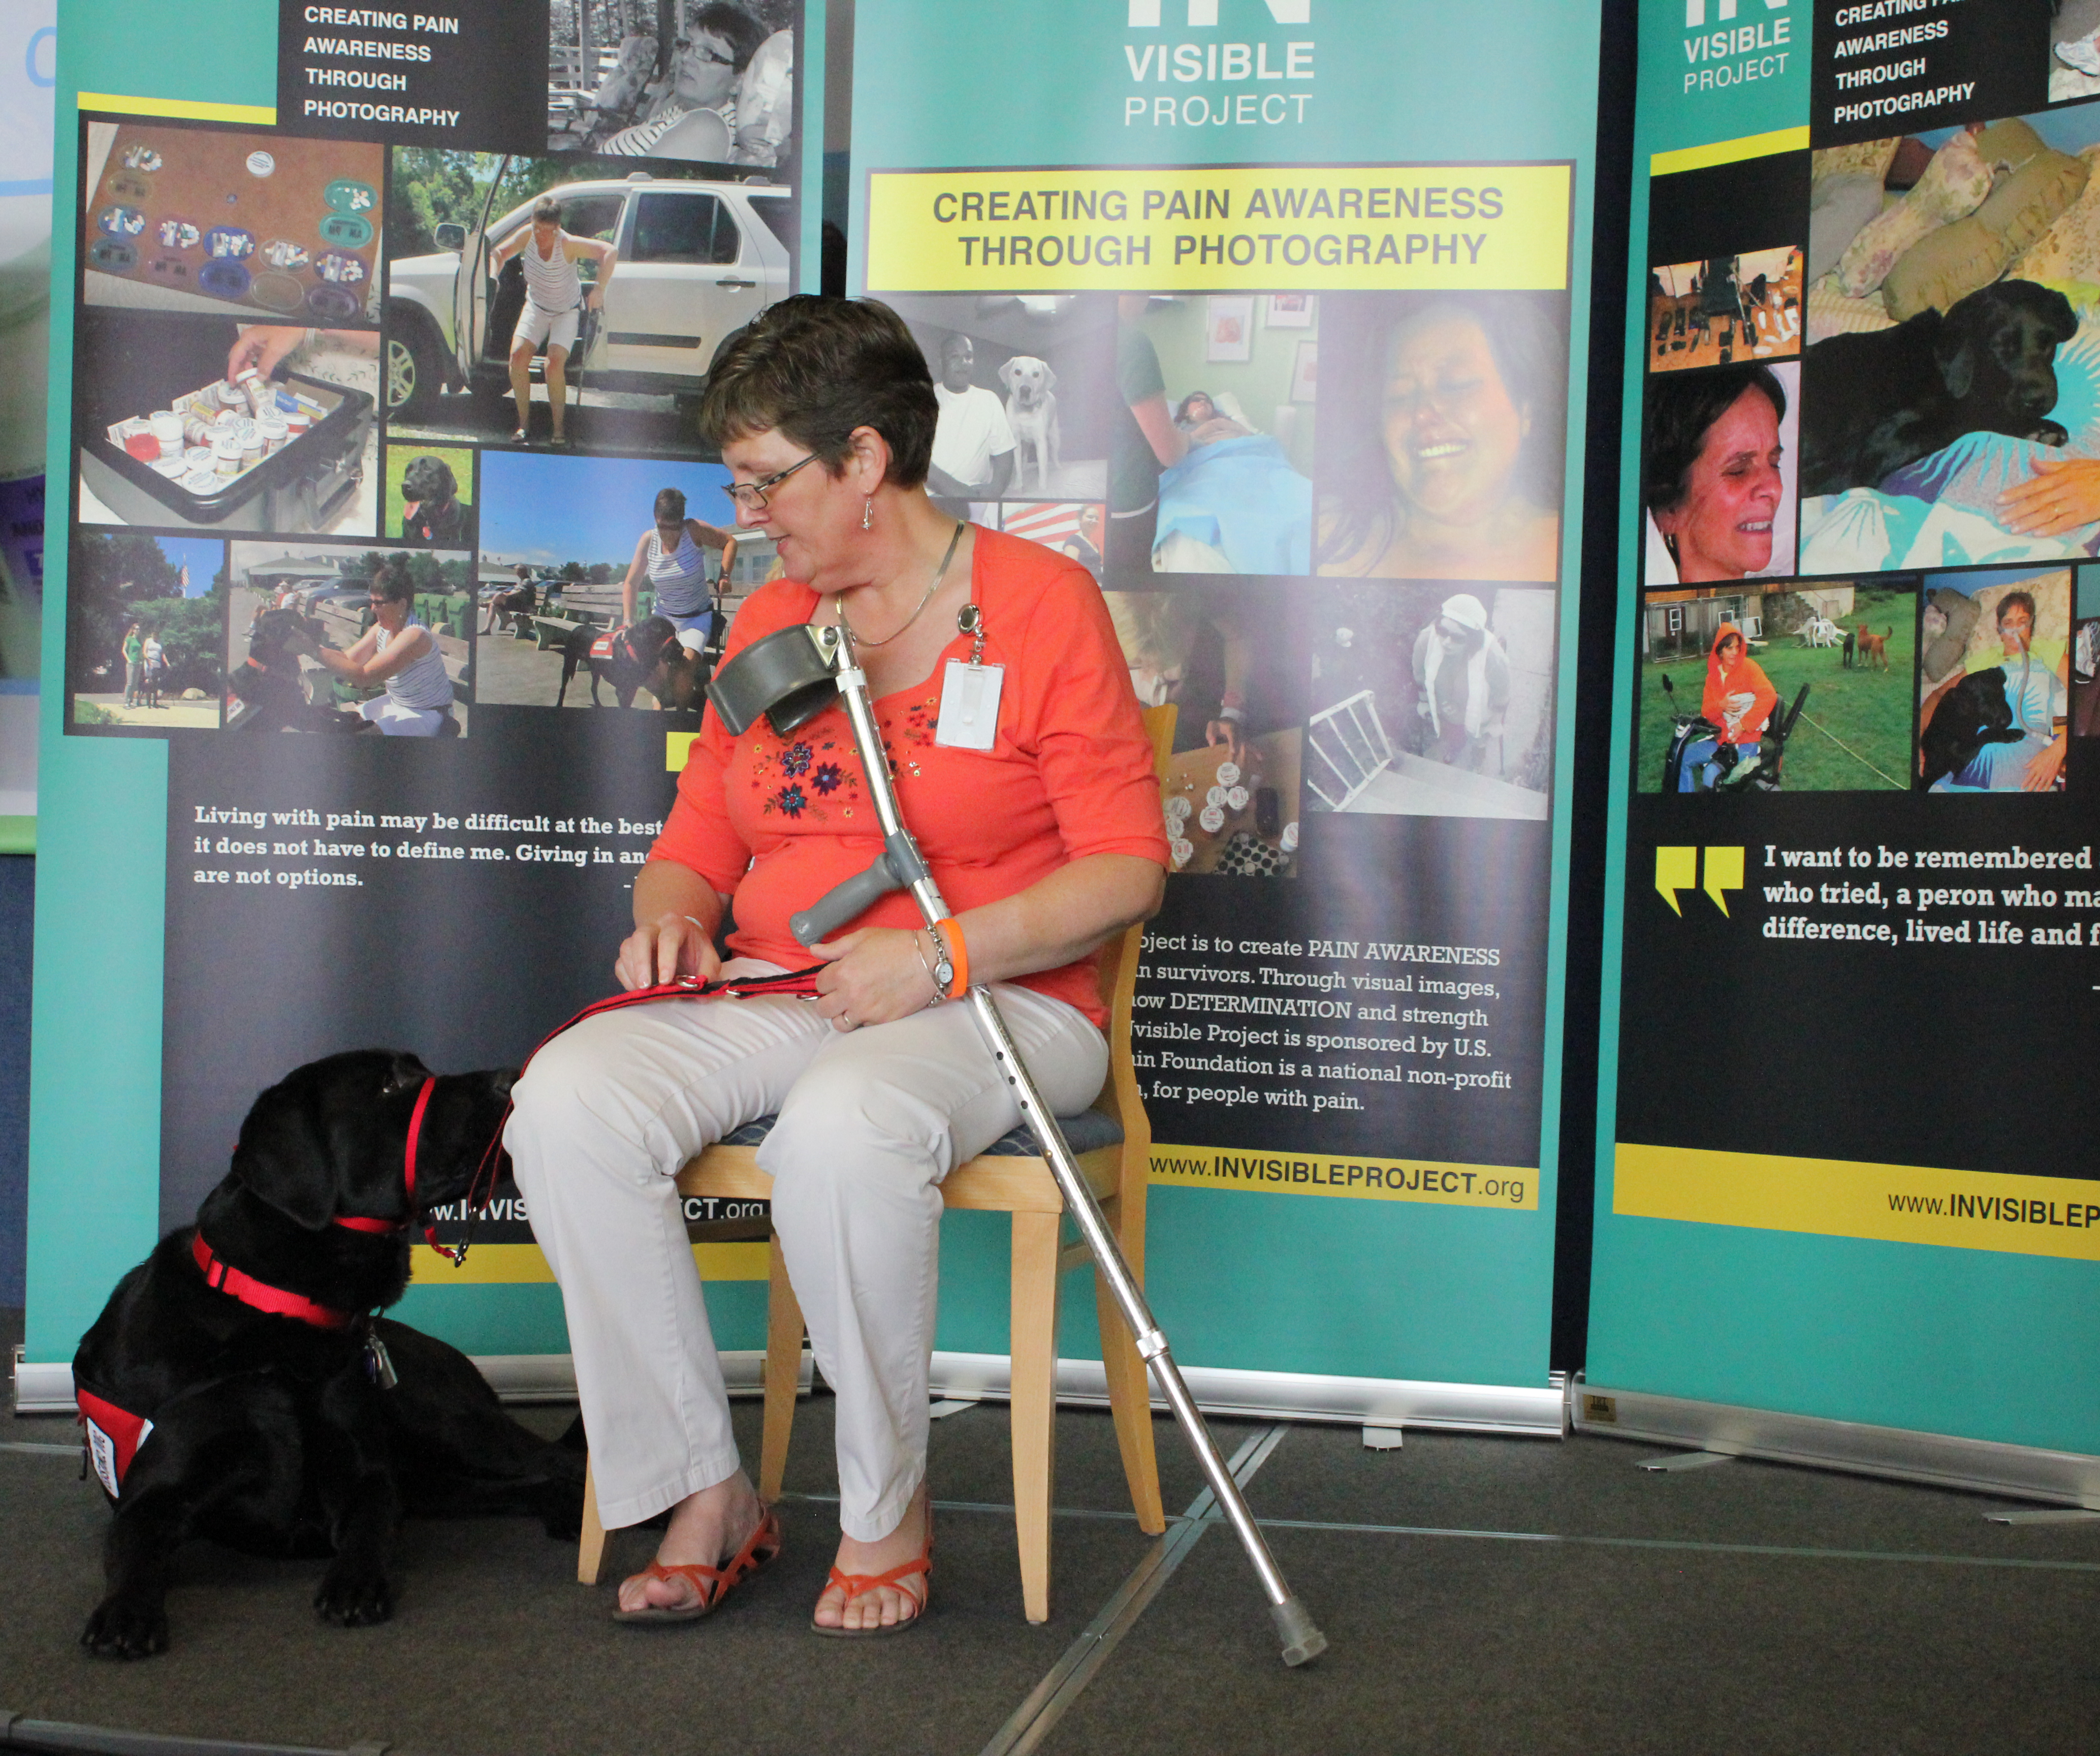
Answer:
[{"left": 191, "top": 1232, "right": 358, "bottom": 1330}]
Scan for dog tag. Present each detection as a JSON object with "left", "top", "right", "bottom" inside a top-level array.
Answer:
[
  {"left": 364, "top": 1331, "right": 399, "bottom": 1391},
  {"left": 935, "top": 661, "right": 1003, "bottom": 751}
]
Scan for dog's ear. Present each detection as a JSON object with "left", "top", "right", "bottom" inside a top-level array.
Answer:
[
  {"left": 2046, "top": 288, "right": 2079, "bottom": 343},
  {"left": 234, "top": 1052, "right": 431, "bottom": 1230},
  {"left": 1934, "top": 318, "right": 1977, "bottom": 400},
  {"left": 231, "top": 1073, "right": 341, "bottom": 1231},
  {"left": 998, "top": 359, "right": 1021, "bottom": 389},
  {"left": 1042, "top": 363, "right": 1059, "bottom": 392}
]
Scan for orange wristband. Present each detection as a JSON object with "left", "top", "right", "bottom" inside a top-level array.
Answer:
[{"left": 936, "top": 918, "right": 967, "bottom": 997}]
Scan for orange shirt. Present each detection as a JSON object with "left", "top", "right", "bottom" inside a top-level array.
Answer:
[{"left": 652, "top": 527, "right": 1169, "bottom": 1026}]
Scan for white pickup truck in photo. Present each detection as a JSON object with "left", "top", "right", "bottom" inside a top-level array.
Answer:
[{"left": 383, "top": 171, "right": 794, "bottom": 425}]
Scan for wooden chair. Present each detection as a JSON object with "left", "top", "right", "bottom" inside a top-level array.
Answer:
[{"left": 577, "top": 706, "right": 1176, "bottom": 1620}]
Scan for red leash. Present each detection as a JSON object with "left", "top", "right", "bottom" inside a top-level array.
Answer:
[
  {"left": 431, "top": 966, "right": 824, "bottom": 1269},
  {"left": 189, "top": 970, "right": 823, "bottom": 1323}
]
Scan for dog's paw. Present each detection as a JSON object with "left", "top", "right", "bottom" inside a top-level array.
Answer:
[
  {"left": 314, "top": 1566, "right": 394, "bottom": 1627},
  {"left": 2032, "top": 420, "right": 2071, "bottom": 447},
  {"left": 81, "top": 1593, "right": 170, "bottom": 1659}
]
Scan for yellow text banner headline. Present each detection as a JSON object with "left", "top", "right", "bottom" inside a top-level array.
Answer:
[
  {"left": 865, "top": 165, "right": 1572, "bottom": 294},
  {"left": 410, "top": 1242, "right": 768, "bottom": 1285},
  {"left": 1615, "top": 1143, "right": 2100, "bottom": 1263},
  {"left": 1150, "top": 1144, "right": 1536, "bottom": 1209}
]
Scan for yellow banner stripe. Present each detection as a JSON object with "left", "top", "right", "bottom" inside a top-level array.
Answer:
[
  {"left": 1615, "top": 1143, "right": 2100, "bottom": 1262},
  {"left": 80, "top": 92, "right": 277, "bottom": 127},
  {"left": 668, "top": 731, "right": 698, "bottom": 772},
  {"left": 1649, "top": 126, "right": 1810, "bottom": 179},
  {"left": 410, "top": 1241, "right": 768, "bottom": 1285},
  {"left": 866, "top": 164, "right": 1572, "bottom": 294},
  {"left": 1150, "top": 1144, "right": 1536, "bottom": 1209}
]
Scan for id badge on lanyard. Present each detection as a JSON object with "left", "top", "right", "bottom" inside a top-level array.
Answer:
[
  {"left": 935, "top": 603, "right": 1001, "bottom": 750},
  {"left": 936, "top": 660, "right": 1003, "bottom": 749}
]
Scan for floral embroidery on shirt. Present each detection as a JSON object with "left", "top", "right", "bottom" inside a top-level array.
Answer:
[{"left": 748, "top": 717, "right": 863, "bottom": 823}]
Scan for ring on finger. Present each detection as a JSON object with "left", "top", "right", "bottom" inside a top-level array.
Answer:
[{"left": 840, "top": 1010, "right": 853, "bottom": 1029}]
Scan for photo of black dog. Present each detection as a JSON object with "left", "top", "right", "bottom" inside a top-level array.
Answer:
[
  {"left": 399, "top": 454, "right": 476, "bottom": 547},
  {"left": 226, "top": 608, "right": 365, "bottom": 735},
  {"left": 554, "top": 613, "right": 709, "bottom": 710},
  {"left": 72, "top": 1050, "right": 583, "bottom": 1659},
  {"left": 1918, "top": 666, "right": 2026, "bottom": 788},
  {"left": 1799, "top": 280, "right": 2080, "bottom": 497}
]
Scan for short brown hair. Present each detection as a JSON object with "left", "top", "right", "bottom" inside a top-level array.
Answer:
[
  {"left": 531, "top": 194, "right": 562, "bottom": 226},
  {"left": 370, "top": 559, "right": 416, "bottom": 606},
  {"left": 697, "top": 296, "right": 936, "bottom": 489}
]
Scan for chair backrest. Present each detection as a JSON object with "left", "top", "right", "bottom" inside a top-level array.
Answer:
[{"left": 1088, "top": 705, "right": 1176, "bottom": 1147}]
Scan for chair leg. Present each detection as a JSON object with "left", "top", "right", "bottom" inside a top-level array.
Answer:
[
  {"left": 1010, "top": 1209, "right": 1061, "bottom": 1624},
  {"left": 1095, "top": 1269, "right": 1166, "bottom": 1535},
  {"left": 758, "top": 1231, "right": 803, "bottom": 1503},
  {"left": 578, "top": 1457, "right": 608, "bottom": 1585}
]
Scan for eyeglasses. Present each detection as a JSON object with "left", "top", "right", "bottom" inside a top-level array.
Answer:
[
  {"left": 725, "top": 452, "right": 818, "bottom": 512},
  {"left": 672, "top": 37, "right": 735, "bottom": 65}
]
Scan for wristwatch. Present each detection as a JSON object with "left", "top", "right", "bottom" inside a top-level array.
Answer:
[{"left": 925, "top": 927, "right": 956, "bottom": 1000}]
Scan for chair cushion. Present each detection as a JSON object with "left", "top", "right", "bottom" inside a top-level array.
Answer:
[{"left": 717, "top": 1109, "right": 1124, "bottom": 1156}]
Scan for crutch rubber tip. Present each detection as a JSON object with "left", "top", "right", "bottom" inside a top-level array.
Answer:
[{"left": 1271, "top": 1596, "right": 1327, "bottom": 1666}]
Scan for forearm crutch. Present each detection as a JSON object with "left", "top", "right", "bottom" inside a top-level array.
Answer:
[{"left": 708, "top": 621, "right": 1326, "bottom": 1666}]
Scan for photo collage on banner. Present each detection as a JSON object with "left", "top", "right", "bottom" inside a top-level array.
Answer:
[
  {"left": 853, "top": 0, "right": 1597, "bottom": 1384},
  {"left": 56, "top": 0, "right": 811, "bottom": 1261},
  {"left": 1616, "top": 0, "right": 2100, "bottom": 1282}
]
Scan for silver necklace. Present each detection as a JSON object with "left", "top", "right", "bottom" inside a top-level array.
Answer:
[{"left": 839, "top": 521, "right": 964, "bottom": 648}]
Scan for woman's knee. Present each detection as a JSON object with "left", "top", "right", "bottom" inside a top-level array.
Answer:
[
  {"left": 765, "top": 1061, "right": 949, "bottom": 1201},
  {"left": 506, "top": 1025, "right": 652, "bottom": 1159}
]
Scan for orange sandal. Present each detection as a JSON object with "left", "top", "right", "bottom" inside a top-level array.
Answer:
[
  {"left": 812, "top": 1518, "right": 932, "bottom": 1638},
  {"left": 612, "top": 1506, "right": 783, "bottom": 1624}
]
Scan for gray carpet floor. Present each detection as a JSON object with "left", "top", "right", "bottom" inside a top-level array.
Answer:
[{"left": 5, "top": 1304, "right": 2099, "bottom": 1755}]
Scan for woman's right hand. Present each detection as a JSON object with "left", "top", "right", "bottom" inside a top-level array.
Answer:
[{"left": 615, "top": 912, "right": 722, "bottom": 991}]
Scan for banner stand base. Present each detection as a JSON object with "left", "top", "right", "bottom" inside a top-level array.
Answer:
[
  {"left": 1571, "top": 1375, "right": 2100, "bottom": 1510},
  {"left": 17, "top": 1346, "right": 1566, "bottom": 1437}
]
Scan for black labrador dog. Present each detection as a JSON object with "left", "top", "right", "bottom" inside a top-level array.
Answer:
[
  {"left": 73, "top": 1050, "right": 583, "bottom": 1659},
  {"left": 555, "top": 613, "right": 709, "bottom": 710},
  {"left": 399, "top": 454, "right": 476, "bottom": 548},
  {"left": 227, "top": 608, "right": 366, "bottom": 735},
  {"left": 1800, "top": 279, "right": 2079, "bottom": 497},
  {"left": 1919, "top": 666, "right": 2026, "bottom": 789}
]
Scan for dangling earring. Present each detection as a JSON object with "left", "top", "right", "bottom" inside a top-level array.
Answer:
[{"left": 862, "top": 498, "right": 874, "bottom": 531}]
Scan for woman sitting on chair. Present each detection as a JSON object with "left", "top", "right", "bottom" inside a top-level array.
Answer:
[{"left": 505, "top": 296, "right": 1168, "bottom": 1636}]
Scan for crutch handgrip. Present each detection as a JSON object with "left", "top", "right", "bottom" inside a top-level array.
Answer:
[{"left": 789, "top": 830, "right": 930, "bottom": 946}]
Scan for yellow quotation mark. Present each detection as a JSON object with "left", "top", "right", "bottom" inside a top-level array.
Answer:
[{"left": 1656, "top": 845, "right": 1742, "bottom": 917}]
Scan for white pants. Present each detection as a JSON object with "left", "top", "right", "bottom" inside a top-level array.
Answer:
[
  {"left": 358, "top": 696, "right": 447, "bottom": 736},
  {"left": 513, "top": 299, "right": 579, "bottom": 355},
  {"left": 504, "top": 979, "right": 1106, "bottom": 1539}
]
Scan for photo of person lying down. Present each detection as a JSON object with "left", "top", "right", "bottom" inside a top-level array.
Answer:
[
  {"left": 1113, "top": 294, "right": 1314, "bottom": 576},
  {"left": 1798, "top": 112, "right": 2100, "bottom": 572}
]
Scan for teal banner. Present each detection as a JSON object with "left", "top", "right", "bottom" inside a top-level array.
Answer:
[
  {"left": 1596, "top": 0, "right": 2100, "bottom": 1457},
  {"left": 26, "top": 0, "right": 824, "bottom": 1368},
  {"left": 854, "top": 0, "right": 1601, "bottom": 1387}
]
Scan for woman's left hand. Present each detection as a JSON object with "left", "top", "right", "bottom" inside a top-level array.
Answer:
[
  {"left": 1997, "top": 456, "right": 2100, "bottom": 537},
  {"left": 810, "top": 928, "right": 940, "bottom": 1030},
  {"left": 2024, "top": 733, "right": 2068, "bottom": 792}
]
